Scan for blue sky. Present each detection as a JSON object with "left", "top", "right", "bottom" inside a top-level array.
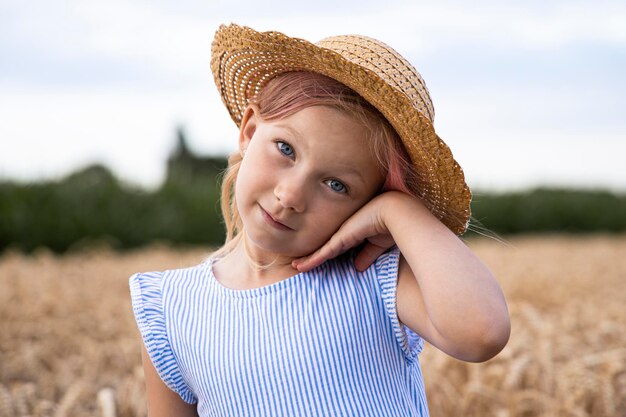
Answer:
[{"left": 1, "top": 0, "right": 625, "bottom": 192}]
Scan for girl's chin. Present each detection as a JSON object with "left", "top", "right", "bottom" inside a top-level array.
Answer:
[
  {"left": 243, "top": 229, "right": 326, "bottom": 257},
  {"left": 243, "top": 236, "right": 313, "bottom": 260}
]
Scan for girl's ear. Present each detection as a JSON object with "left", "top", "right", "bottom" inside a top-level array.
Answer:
[{"left": 239, "top": 104, "right": 260, "bottom": 155}]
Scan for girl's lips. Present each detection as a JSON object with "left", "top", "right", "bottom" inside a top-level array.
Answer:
[{"left": 259, "top": 205, "right": 293, "bottom": 231}]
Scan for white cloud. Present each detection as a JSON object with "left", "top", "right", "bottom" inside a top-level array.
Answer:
[
  {"left": 365, "top": 2, "right": 626, "bottom": 55},
  {"left": 3, "top": 1, "right": 625, "bottom": 85},
  {"left": 455, "top": 126, "right": 626, "bottom": 192},
  {"left": 70, "top": 0, "right": 215, "bottom": 78},
  {"left": 433, "top": 88, "right": 626, "bottom": 192},
  {"left": 0, "top": 85, "right": 239, "bottom": 189}
]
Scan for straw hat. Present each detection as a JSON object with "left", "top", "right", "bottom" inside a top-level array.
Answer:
[{"left": 210, "top": 23, "right": 472, "bottom": 235}]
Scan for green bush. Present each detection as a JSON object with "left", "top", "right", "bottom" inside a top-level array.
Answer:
[
  {"left": 0, "top": 164, "right": 225, "bottom": 254},
  {"left": 1, "top": 165, "right": 624, "bottom": 254},
  {"left": 468, "top": 187, "right": 626, "bottom": 235}
]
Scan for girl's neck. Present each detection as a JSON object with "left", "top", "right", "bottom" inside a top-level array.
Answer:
[{"left": 216, "top": 234, "right": 301, "bottom": 285}]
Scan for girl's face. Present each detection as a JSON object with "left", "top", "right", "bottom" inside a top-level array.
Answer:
[{"left": 236, "top": 105, "right": 385, "bottom": 259}]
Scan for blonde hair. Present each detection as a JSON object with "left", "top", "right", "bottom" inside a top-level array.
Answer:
[{"left": 212, "top": 71, "right": 419, "bottom": 259}]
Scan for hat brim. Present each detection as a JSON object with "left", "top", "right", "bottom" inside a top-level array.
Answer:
[{"left": 211, "top": 24, "right": 471, "bottom": 235}]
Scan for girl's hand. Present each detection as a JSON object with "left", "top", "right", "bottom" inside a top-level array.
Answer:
[{"left": 292, "top": 192, "right": 416, "bottom": 272}]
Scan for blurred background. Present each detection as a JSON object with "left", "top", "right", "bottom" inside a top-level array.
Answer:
[
  {"left": 1, "top": 0, "right": 625, "bottom": 253},
  {"left": 1, "top": 2, "right": 625, "bottom": 417}
]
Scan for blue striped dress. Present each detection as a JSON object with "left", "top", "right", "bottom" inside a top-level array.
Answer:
[{"left": 129, "top": 247, "right": 430, "bottom": 416}]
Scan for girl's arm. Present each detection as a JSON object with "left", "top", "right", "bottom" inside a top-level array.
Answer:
[
  {"left": 141, "top": 345, "right": 199, "bottom": 417},
  {"left": 293, "top": 191, "right": 510, "bottom": 363}
]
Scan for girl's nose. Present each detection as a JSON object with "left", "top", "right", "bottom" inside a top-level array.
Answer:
[{"left": 274, "top": 175, "right": 307, "bottom": 212}]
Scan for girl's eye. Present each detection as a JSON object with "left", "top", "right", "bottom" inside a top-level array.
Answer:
[
  {"left": 325, "top": 179, "right": 347, "bottom": 194},
  {"left": 277, "top": 141, "right": 294, "bottom": 158}
]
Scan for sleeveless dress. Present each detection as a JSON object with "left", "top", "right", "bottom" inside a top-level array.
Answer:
[{"left": 129, "top": 247, "right": 430, "bottom": 416}]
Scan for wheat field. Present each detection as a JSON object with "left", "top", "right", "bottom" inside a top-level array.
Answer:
[{"left": 0, "top": 234, "right": 624, "bottom": 417}]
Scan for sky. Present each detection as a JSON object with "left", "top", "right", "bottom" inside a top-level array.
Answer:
[{"left": 1, "top": 0, "right": 625, "bottom": 192}]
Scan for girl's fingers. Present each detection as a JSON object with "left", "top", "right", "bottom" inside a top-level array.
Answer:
[
  {"left": 292, "top": 252, "right": 324, "bottom": 272},
  {"left": 294, "top": 229, "right": 362, "bottom": 272},
  {"left": 292, "top": 249, "right": 327, "bottom": 272}
]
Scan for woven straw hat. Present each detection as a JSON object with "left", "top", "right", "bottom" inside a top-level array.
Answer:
[{"left": 210, "top": 23, "right": 471, "bottom": 235}]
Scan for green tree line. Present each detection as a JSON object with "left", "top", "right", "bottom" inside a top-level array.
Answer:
[{"left": 1, "top": 163, "right": 625, "bottom": 254}]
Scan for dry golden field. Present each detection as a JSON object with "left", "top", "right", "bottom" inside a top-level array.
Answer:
[{"left": 0, "top": 234, "right": 625, "bottom": 417}]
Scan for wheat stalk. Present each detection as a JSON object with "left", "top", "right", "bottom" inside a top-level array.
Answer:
[{"left": 97, "top": 387, "right": 117, "bottom": 417}]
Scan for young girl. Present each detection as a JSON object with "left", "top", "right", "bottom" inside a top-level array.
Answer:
[{"left": 130, "top": 24, "right": 510, "bottom": 417}]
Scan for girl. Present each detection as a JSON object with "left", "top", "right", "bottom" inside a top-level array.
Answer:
[{"left": 130, "top": 24, "right": 510, "bottom": 417}]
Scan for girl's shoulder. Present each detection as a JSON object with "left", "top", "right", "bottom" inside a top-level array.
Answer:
[
  {"left": 128, "top": 265, "right": 202, "bottom": 404},
  {"left": 129, "top": 258, "right": 214, "bottom": 297}
]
